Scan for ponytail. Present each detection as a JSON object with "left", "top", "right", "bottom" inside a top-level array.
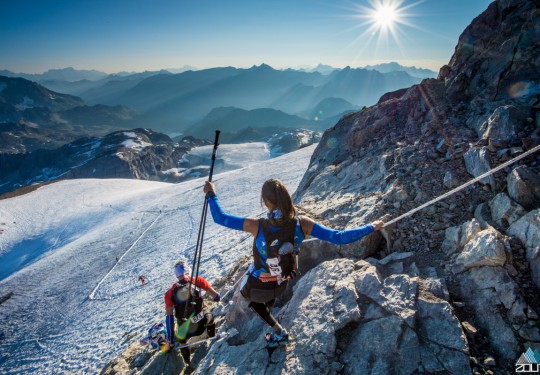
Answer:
[{"left": 261, "top": 179, "right": 296, "bottom": 221}]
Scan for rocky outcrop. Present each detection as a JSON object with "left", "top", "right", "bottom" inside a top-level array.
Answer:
[
  {"left": 0, "top": 129, "right": 210, "bottom": 195},
  {"left": 193, "top": 257, "right": 471, "bottom": 375},
  {"left": 100, "top": 340, "right": 188, "bottom": 375},
  {"left": 443, "top": 216, "right": 539, "bottom": 361}
]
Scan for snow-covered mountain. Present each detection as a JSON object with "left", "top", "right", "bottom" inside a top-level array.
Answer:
[{"left": 0, "top": 145, "right": 315, "bottom": 374}]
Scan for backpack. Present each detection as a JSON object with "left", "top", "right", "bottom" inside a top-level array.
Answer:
[
  {"left": 172, "top": 282, "right": 204, "bottom": 322},
  {"left": 254, "top": 218, "right": 297, "bottom": 280}
]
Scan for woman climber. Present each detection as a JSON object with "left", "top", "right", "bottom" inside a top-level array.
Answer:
[{"left": 203, "top": 178, "right": 384, "bottom": 347}]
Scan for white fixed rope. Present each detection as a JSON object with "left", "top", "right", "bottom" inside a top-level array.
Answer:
[{"left": 384, "top": 143, "right": 540, "bottom": 226}]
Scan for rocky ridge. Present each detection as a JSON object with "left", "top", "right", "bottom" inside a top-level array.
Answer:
[
  {"left": 0, "top": 129, "right": 210, "bottom": 195},
  {"left": 101, "top": 0, "right": 539, "bottom": 374}
]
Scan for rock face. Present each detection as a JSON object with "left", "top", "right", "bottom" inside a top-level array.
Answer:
[
  {"left": 100, "top": 340, "right": 187, "bottom": 375},
  {"left": 0, "top": 129, "right": 210, "bottom": 195},
  {"left": 194, "top": 257, "right": 470, "bottom": 375},
  {"left": 104, "top": 1, "right": 540, "bottom": 373}
]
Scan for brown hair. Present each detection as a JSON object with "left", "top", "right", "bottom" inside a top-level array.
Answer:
[{"left": 261, "top": 179, "right": 296, "bottom": 221}]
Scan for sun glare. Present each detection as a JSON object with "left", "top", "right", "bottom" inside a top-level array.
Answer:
[
  {"left": 374, "top": 5, "right": 397, "bottom": 28},
  {"left": 344, "top": 0, "right": 423, "bottom": 59}
]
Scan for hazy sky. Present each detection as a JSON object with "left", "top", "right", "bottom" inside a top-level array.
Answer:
[{"left": 0, "top": 0, "right": 492, "bottom": 74}]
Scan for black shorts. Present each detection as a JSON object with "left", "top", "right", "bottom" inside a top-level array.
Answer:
[{"left": 240, "top": 274, "right": 288, "bottom": 304}]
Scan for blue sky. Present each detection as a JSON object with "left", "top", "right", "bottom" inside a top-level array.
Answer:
[{"left": 0, "top": 0, "right": 492, "bottom": 74}]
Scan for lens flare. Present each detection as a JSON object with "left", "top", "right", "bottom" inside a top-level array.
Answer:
[
  {"left": 175, "top": 314, "right": 194, "bottom": 340},
  {"left": 326, "top": 137, "right": 338, "bottom": 149},
  {"left": 507, "top": 81, "right": 531, "bottom": 98}
]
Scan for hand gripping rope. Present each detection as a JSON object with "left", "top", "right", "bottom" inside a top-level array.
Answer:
[{"left": 184, "top": 130, "right": 221, "bottom": 319}]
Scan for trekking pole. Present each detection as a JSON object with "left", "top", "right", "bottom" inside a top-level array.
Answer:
[
  {"left": 187, "top": 130, "right": 220, "bottom": 313},
  {"left": 194, "top": 130, "right": 221, "bottom": 282}
]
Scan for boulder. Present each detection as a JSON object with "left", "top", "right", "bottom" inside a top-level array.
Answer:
[
  {"left": 507, "top": 166, "right": 540, "bottom": 210},
  {"left": 454, "top": 228, "right": 507, "bottom": 272},
  {"left": 456, "top": 266, "right": 522, "bottom": 360},
  {"left": 196, "top": 258, "right": 471, "bottom": 374},
  {"left": 488, "top": 192, "right": 526, "bottom": 228},
  {"left": 481, "top": 105, "right": 526, "bottom": 150},
  {"left": 508, "top": 209, "right": 540, "bottom": 288},
  {"left": 100, "top": 341, "right": 186, "bottom": 375},
  {"left": 464, "top": 147, "right": 496, "bottom": 189},
  {"left": 443, "top": 171, "right": 460, "bottom": 189}
]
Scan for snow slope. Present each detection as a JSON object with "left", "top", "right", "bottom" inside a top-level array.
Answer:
[{"left": 0, "top": 144, "right": 315, "bottom": 374}]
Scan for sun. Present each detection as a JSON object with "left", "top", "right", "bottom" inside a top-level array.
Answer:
[
  {"left": 349, "top": 0, "right": 419, "bottom": 40},
  {"left": 341, "top": 0, "right": 423, "bottom": 61},
  {"left": 374, "top": 5, "right": 397, "bottom": 28}
]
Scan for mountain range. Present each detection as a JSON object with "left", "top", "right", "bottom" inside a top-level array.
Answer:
[
  {"left": 0, "top": 76, "right": 143, "bottom": 153},
  {"left": 1, "top": 63, "right": 427, "bottom": 137},
  {"left": 363, "top": 62, "right": 438, "bottom": 78},
  {"left": 0, "top": 127, "right": 320, "bottom": 196},
  {"left": 1, "top": 62, "right": 436, "bottom": 83}
]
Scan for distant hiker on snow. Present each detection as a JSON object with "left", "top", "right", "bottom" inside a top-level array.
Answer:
[
  {"left": 138, "top": 275, "right": 147, "bottom": 285},
  {"left": 164, "top": 260, "right": 221, "bottom": 366},
  {"left": 203, "top": 178, "right": 384, "bottom": 347}
]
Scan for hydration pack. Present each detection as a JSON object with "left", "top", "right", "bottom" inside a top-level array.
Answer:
[
  {"left": 172, "top": 282, "right": 203, "bottom": 322},
  {"left": 254, "top": 218, "right": 297, "bottom": 279}
]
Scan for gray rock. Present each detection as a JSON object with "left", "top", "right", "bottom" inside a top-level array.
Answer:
[
  {"left": 442, "top": 225, "right": 461, "bottom": 255},
  {"left": 482, "top": 105, "right": 526, "bottom": 150},
  {"left": 507, "top": 166, "right": 540, "bottom": 210},
  {"left": 380, "top": 274, "right": 418, "bottom": 326},
  {"left": 456, "top": 266, "right": 522, "bottom": 360},
  {"left": 460, "top": 219, "right": 484, "bottom": 247},
  {"left": 195, "top": 258, "right": 472, "bottom": 374},
  {"left": 417, "top": 298, "right": 471, "bottom": 374},
  {"left": 378, "top": 251, "right": 414, "bottom": 265},
  {"left": 454, "top": 229, "right": 507, "bottom": 272},
  {"left": 474, "top": 202, "right": 491, "bottom": 227},
  {"left": 422, "top": 276, "right": 450, "bottom": 301},
  {"left": 508, "top": 210, "right": 540, "bottom": 288},
  {"left": 100, "top": 341, "right": 186, "bottom": 375},
  {"left": 464, "top": 147, "right": 496, "bottom": 189},
  {"left": 508, "top": 209, "right": 540, "bottom": 249},
  {"left": 488, "top": 192, "right": 526, "bottom": 228},
  {"left": 443, "top": 171, "right": 460, "bottom": 189},
  {"left": 519, "top": 324, "right": 540, "bottom": 342},
  {"left": 341, "top": 315, "right": 420, "bottom": 375}
]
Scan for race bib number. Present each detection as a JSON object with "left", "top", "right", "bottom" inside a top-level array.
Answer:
[
  {"left": 191, "top": 311, "right": 205, "bottom": 324},
  {"left": 267, "top": 257, "right": 282, "bottom": 277}
]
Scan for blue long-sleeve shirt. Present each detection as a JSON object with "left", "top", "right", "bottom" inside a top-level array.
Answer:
[{"left": 207, "top": 194, "right": 374, "bottom": 245}]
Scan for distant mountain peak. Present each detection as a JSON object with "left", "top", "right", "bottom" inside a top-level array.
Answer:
[
  {"left": 363, "top": 62, "right": 437, "bottom": 78},
  {"left": 249, "top": 63, "right": 274, "bottom": 71}
]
